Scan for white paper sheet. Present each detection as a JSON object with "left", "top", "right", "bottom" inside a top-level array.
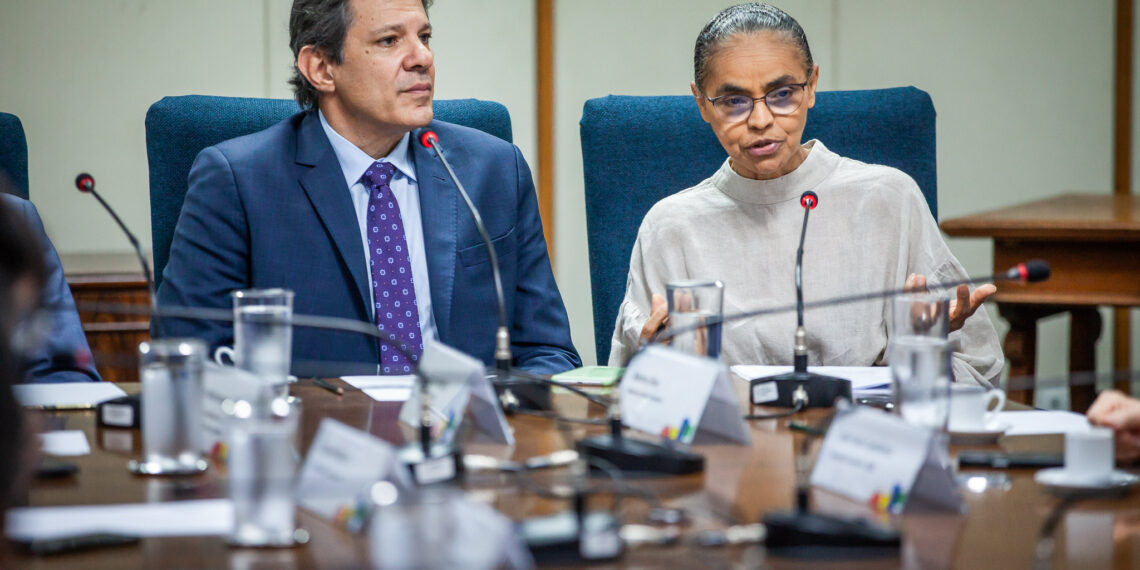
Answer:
[
  {"left": 341, "top": 375, "right": 415, "bottom": 402},
  {"left": 13, "top": 382, "right": 126, "bottom": 408},
  {"left": 997, "top": 410, "right": 1091, "bottom": 436},
  {"left": 5, "top": 499, "right": 233, "bottom": 541},
  {"left": 731, "top": 365, "right": 891, "bottom": 393},
  {"left": 39, "top": 430, "right": 90, "bottom": 456}
]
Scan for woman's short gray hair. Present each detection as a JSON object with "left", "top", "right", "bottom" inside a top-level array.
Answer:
[{"left": 693, "top": 3, "right": 813, "bottom": 93}]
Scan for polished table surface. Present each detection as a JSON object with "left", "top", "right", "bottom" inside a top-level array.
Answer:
[{"left": 14, "top": 379, "right": 1140, "bottom": 569}]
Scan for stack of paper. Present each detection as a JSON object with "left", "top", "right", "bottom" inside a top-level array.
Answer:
[
  {"left": 341, "top": 375, "right": 416, "bottom": 402},
  {"left": 5, "top": 499, "right": 233, "bottom": 541},
  {"left": 13, "top": 382, "right": 126, "bottom": 409}
]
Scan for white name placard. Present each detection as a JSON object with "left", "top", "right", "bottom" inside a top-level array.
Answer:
[
  {"left": 810, "top": 407, "right": 961, "bottom": 513},
  {"left": 296, "top": 419, "right": 408, "bottom": 532},
  {"left": 398, "top": 341, "right": 514, "bottom": 445},
  {"left": 200, "top": 363, "right": 268, "bottom": 454},
  {"left": 620, "top": 345, "right": 750, "bottom": 445}
]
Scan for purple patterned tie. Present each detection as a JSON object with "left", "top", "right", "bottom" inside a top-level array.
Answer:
[{"left": 362, "top": 161, "right": 423, "bottom": 373}]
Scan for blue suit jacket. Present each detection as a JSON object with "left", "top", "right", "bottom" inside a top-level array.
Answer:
[
  {"left": 155, "top": 110, "right": 580, "bottom": 376},
  {"left": 0, "top": 194, "right": 101, "bottom": 383}
]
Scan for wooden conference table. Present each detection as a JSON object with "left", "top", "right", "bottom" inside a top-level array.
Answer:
[{"left": 15, "top": 379, "right": 1140, "bottom": 569}]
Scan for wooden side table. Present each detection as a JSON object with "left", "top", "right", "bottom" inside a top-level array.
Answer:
[
  {"left": 62, "top": 252, "right": 150, "bottom": 383},
  {"left": 941, "top": 193, "right": 1140, "bottom": 411}
]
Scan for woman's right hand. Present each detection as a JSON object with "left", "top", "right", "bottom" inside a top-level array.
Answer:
[{"left": 639, "top": 294, "right": 668, "bottom": 342}]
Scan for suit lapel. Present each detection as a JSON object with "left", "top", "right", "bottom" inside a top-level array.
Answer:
[
  {"left": 295, "top": 111, "right": 371, "bottom": 317},
  {"left": 410, "top": 125, "right": 457, "bottom": 339}
]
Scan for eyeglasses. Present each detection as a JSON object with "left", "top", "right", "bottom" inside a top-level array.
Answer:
[{"left": 704, "top": 80, "right": 810, "bottom": 123}]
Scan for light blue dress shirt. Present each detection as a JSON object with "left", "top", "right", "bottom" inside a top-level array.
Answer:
[{"left": 318, "top": 111, "right": 439, "bottom": 346}]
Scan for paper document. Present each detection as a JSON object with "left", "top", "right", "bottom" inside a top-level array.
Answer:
[
  {"left": 13, "top": 382, "right": 126, "bottom": 408},
  {"left": 341, "top": 375, "right": 415, "bottom": 402},
  {"left": 39, "top": 430, "right": 90, "bottom": 456},
  {"left": 551, "top": 366, "right": 623, "bottom": 386},
  {"left": 5, "top": 499, "right": 233, "bottom": 541},
  {"left": 997, "top": 410, "right": 1090, "bottom": 436},
  {"left": 731, "top": 365, "right": 891, "bottom": 393}
]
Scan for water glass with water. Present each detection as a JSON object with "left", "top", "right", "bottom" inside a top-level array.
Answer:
[
  {"left": 226, "top": 397, "right": 306, "bottom": 547},
  {"left": 231, "top": 288, "right": 294, "bottom": 398},
  {"left": 666, "top": 280, "right": 724, "bottom": 359},
  {"left": 890, "top": 292, "right": 952, "bottom": 432},
  {"left": 130, "top": 338, "right": 209, "bottom": 475}
]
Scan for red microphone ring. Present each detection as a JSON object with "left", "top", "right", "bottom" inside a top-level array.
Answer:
[
  {"left": 800, "top": 191, "right": 818, "bottom": 209},
  {"left": 420, "top": 131, "right": 438, "bottom": 148},
  {"left": 1017, "top": 263, "right": 1028, "bottom": 282}
]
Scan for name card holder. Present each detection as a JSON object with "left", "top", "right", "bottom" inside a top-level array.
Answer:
[
  {"left": 620, "top": 345, "right": 750, "bottom": 446},
  {"left": 810, "top": 407, "right": 962, "bottom": 514},
  {"left": 296, "top": 419, "right": 408, "bottom": 532}
]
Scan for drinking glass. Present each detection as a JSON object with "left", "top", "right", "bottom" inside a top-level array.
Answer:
[
  {"left": 129, "top": 338, "right": 209, "bottom": 475},
  {"left": 226, "top": 397, "right": 307, "bottom": 547},
  {"left": 231, "top": 288, "right": 294, "bottom": 399},
  {"left": 666, "top": 280, "right": 724, "bottom": 359},
  {"left": 890, "top": 292, "right": 952, "bottom": 432}
]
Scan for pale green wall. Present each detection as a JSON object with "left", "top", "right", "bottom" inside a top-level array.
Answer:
[{"left": 1, "top": 0, "right": 1134, "bottom": 404}]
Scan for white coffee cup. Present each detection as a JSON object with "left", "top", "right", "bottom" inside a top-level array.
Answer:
[
  {"left": 1063, "top": 427, "right": 1115, "bottom": 483},
  {"left": 948, "top": 384, "right": 1006, "bottom": 431},
  {"left": 214, "top": 345, "right": 236, "bottom": 366}
]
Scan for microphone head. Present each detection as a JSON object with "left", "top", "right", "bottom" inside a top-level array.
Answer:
[
  {"left": 75, "top": 173, "right": 95, "bottom": 193},
  {"left": 419, "top": 130, "right": 438, "bottom": 149},
  {"left": 1020, "top": 260, "right": 1051, "bottom": 283},
  {"left": 800, "top": 191, "right": 818, "bottom": 210}
]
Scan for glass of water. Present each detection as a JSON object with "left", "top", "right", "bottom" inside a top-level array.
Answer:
[
  {"left": 129, "top": 338, "right": 209, "bottom": 475},
  {"left": 666, "top": 280, "right": 724, "bottom": 359},
  {"left": 226, "top": 397, "right": 307, "bottom": 547},
  {"left": 232, "top": 288, "right": 294, "bottom": 399},
  {"left": 890, "top": 292, "right": 952, "bottom": 432}
]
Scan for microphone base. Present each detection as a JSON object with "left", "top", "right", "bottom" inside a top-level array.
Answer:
[
  {"left": 576, "top": 434, "right": 704, "bottom": 476},
  {"left": 490, "top": 368, "right": 553, "bottom": 412},
  {"left": 521, "top": 511, "right": 623, "bottom": 564},
  {"left": 750, "top": 371, "right": 852, "bottom": 408},
  {"left": 397, "top": 442, "right": 464, "bottom": 486},
  {"left": 762, "top": 510, "right": 900, "bottom": 557}
]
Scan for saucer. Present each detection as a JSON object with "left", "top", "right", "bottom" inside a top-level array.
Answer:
[
  {"left": 949, "top": 421, "right": 1009, "bottom": 445},
  {"left": 1035, "top": 467, "right": 1140, "bottom": 497}
]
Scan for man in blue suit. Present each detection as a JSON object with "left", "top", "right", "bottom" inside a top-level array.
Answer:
[
  {"left": 0, "top": 193, "right": 101, "bottom": 383},
  {"left": 156, "top": 0, "right": 580, "bottom": 376}
]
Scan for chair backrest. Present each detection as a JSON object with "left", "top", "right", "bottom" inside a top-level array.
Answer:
[
  {"left": 580, "top": 87, "right": 937, "bottom": 363},
  {"left": 145, "top": 95, "right": 513, "bottom": 289},
  {"left": 0, "top": 112, "right": 30, "bottom": 199}
]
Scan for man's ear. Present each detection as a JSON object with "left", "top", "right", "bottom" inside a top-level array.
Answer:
[{"left": 297, "top": 45, "right": 336, "bottom": 96}]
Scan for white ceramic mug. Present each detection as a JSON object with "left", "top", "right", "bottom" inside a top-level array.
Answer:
[
  {"left": 948, "top": 385, "right": 1006, "bottom": 431},
  {"left": 1064, "top": 427, "right": 1115, "bottom": 483},
  {"left": 214, "top": 345, "right": 236, "bottom": 366}
]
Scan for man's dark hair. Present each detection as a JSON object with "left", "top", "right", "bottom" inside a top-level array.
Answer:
[
  {"left": 693, "top": 2, "right": 814, "bottom": 93},
  {"left": 289, "top": 0, "right": 434, "bottom": 109}
]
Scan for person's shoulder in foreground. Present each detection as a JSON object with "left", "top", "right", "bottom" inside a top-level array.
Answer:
[{"left": 0, "top": 193, "right": 100, "bottom": 383}]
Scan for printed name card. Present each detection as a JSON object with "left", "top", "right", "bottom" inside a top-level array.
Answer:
[
  {"left": 620, "top": 345, "right": 750, "bottom": 445},
  {"left": 200, "top": 363, "right": 267, "bottom": 455},
  {"left": 296, "top": 419, "right": 409, "bottom": 532},
  {"left": 810, "top": 407, "right": 962, "bottom": 513},
  {"left": 398, "top": 340, "right": 514, "bottom": 445}
]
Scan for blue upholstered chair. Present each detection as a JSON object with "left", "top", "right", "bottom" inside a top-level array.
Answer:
[
  {"left": 580, "top": 87, "right": 937, "bottom": 363},
  {"left": 0, "top": 112, "right": 30, "bottom": 199},
  {"left": 145, "top": 95, "right": 513, "bottom": 289}
]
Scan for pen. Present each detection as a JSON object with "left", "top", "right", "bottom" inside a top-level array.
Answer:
[
  {"left": 25, "top": 403, "right": 97, "bottom": 411},
  {"left": 313, "top": 378, "right": 344, "bottom": 396}
]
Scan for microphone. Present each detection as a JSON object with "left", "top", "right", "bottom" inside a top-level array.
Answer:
[
  {"left": 419, "top": 130, "right": 550, "bottom": 411},
  {"left": 752, "top": 191, "right": 852, "bottom": 410},
  {"left": 74, "top": 173, "right": 156, "bottom": 310}
]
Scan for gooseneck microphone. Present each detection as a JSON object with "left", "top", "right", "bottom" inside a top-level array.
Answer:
[
  {"left": 793, "top": 191, "right": 817, "bottom": 372},
  {"left": 419, "top": 130, "right": 549, "bottom": 411},
  {"left": 74, "top": 173, "right": 156, "bottom": 309},
  {"left": 751, "top": 191, "right": 851, "bottom": 410}
]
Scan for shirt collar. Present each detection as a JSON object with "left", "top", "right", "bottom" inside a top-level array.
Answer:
[{"left": 318, "top": 110, "right": 417, "bottom": 187}]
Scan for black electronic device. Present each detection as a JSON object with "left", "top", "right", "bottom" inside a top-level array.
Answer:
[
  {"left": 521, "top": 490, "right": 624, "bottom": 564},
  {"left": 34, "top": 459, "right": 79, "bottom": 480},
  {"left": 957, "top": 450, "right": 1064, "bottom": 469},
  {"left": 97, "top": 394, "right": 141, "bottom": 429},
  {"left": 13, "top": 533, "right": 140, "bottom": 556},
  {"left": 75, "top": 173, "right": 155, "bottom": 308},
  {"left": 762, "top": 510, "right": 901, "bottom": 555},
  {"left": 576, "top": 417, "right": 704, "bottom": 477},
  {"left": 419, "top": 131, "right": 552, "bottom": 412}
]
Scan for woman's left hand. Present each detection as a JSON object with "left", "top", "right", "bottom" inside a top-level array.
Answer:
[{"left": 905, "top": 273, "right": 996, "bottom": 333}]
